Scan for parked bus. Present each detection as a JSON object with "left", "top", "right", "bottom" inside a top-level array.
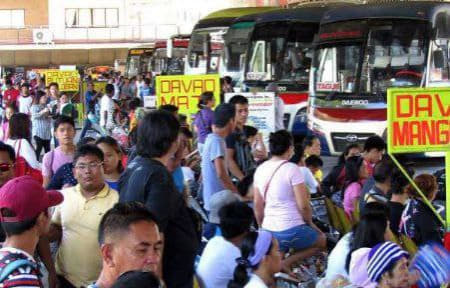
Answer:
[
  {"left": 185, "top": 7, "right": 277, "bottom": 78},
  {"left": 244, "top": 6, "right": 344, "bottom": 136},
  {"left": 151, "top": 35, "right": 190, "bottom": 75},
  {"left": 223, "top": 13, "right": 276, "bottom": 87},
  {"left": 309, "top": 2, "right": 450, "bottom": 155},
  {"left": 125, "top": 44, "right": 155, "bottom": 78}
]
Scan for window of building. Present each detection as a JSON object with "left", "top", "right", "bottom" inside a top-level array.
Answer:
[
  {"left": 0, "top": 9, "right": 25, "bottom": 29},
  {"left": 65, "top": 8, "right": 119, "bottom": 28}
]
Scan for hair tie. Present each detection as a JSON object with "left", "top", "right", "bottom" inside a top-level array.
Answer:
[{"left": 236, "top": 257, "right": 250, "bottom": 267}]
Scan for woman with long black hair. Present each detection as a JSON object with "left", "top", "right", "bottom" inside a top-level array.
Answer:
[{"left": 342, "top": 156, "right": 369, "bottom": 218}]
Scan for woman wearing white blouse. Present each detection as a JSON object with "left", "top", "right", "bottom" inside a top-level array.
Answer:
[{"left": 6, "top": 113, "right": 41, "bottom": 170}]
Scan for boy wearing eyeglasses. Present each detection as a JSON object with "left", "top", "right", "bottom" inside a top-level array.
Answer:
[{"left": 48, "top": 144, "right": 119, "bottom": 288}]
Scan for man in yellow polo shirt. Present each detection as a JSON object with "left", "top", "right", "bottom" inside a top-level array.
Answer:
[{"left": 49, "top": 145, "right": 119, "bottom": 288}]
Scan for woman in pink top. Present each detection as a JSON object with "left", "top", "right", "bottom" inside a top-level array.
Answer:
[
  {"left": 0, "top": 104, "right": 16, "bottom": 142},
  {"left": 343, "top": 156, "right": 369, "bottom": 219},
  {"left": 254, "top": 130, "right": 326, "bottom": 274}
]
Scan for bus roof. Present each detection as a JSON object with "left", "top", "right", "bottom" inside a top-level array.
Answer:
[
  {"left": 195, "top": 7, "right": 278, "bottom": 29},
  {"left": 322, "top": 1, "right": 450, "bottom": 24},
  {"left": 253, "top": 3, "right": 355, "bottom": 25}
]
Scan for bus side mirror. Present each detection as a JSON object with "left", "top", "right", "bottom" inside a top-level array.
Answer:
[{"left": 433, "top": 50, "right": 445, "bottom": 69}]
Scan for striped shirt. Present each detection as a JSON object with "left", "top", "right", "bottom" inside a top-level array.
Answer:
[
  {"left": 30, "top": 105, "right": 52, "bottom": 140},
  {"left": 0, "top": 247, "right": 43, "bottom": 288}
]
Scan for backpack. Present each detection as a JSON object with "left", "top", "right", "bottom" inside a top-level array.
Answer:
[
  {"left": 14, "top": 140, "right": 43, "bottom": 184},
  {"left": 0, "top": 259, "right": 38, "bottom": 283}
]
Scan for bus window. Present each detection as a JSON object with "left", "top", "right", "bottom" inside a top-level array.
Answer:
[
  {"left": 429, "top": 39, "right": 450, "bottom": 84},
  {"left": 315, "top": 44, "right": 360, "bottom": 93},
  {"left": 225, "top": 22, "right": 254, "bottom": 72},
  {"left": 279, "top": 24, "right": 316, "bottom": 83},
  {"left": 360, "top": 22, "right": 427, "bottom": 95},
  {"left": 246, "top": 22, "right": 289, "bottom": 81},
  {"left": 127, "top": 56, "right": 140, "bottom": 77},
  {"left": 189, "top": 31, "right": 208, "bottom": 68}
]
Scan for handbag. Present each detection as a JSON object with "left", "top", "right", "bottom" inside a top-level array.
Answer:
[{"left": 14, "top": 140, "right": 43, "bottom": 184}]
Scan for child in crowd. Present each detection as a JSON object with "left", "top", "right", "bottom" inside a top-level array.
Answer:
[
  {"left": 42, "top": 116, "right": 76, "bottom": 188},
  {"left": 290, "top": 145, "right": 320, "bottom": 195},
  {"left": 343, "top": 156, "right": 368, "bottom": 218},
  {"left": 303, "top": 135, "right": 323, "bottom": 182},
  {"left": 305, "top": 155, "right": 324, "bottom": 184},
  {"left": 17, "top": 83, "right": 33, "bottom": 115},
  {"left": 95, "top": 136, "right": 123, "bottom": 191},
  {"left": 128, "top": 97, "right": 141, "bottom": 132},
  {"left": 243, "top": 125, "right": 267, "bottom": 164},
  {"left": 57, "top": 93, "right": 78, "bottom": 120},
  {"left": 0, "top": 104, "right": 17, "bottom": 142},
  {"left": 31, "top": 90, "right": 52, "bottom": 159}
]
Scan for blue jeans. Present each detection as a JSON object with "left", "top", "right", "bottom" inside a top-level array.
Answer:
[{"left": 269, "top": 224, "right": 319, "bottom": 252}]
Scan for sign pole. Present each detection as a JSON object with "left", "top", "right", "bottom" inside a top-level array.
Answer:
[
  {"left": 389, "top": 153, "right": 445, "bottom": 226},
  {"left": 445, "top": 153, "right": 450, "bottom": 251},
  {"left": 446, "top": 152, "right": 450, "bottom": 230}
]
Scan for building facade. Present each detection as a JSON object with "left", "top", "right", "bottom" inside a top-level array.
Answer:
[{"left": 0, "top": 0, "right": 281, "bottom": 68}]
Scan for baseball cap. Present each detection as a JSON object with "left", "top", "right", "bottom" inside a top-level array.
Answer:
[
  {"left": 0, "top": 176, "right": 64, "bottom": 223},
  {"left": 209, "top": 190, "right": 240, "bottom": 224}
]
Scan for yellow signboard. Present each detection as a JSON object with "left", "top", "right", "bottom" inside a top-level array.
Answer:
[
  {"left": 156, "top": 74, "right": 221, "bottom": 119},
  {"left": 387, "top": 88, "right": 450, "bottom": 154},
  {"left": 44, "top": 70, "right": 80, "bottom": 92}
]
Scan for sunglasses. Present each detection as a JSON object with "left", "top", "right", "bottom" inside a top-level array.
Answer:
[{"left": 0, "top": 163, "right": 13, "bottom": 172}]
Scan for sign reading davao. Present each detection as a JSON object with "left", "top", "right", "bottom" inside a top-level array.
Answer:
[
  {"left": 44, "top": 70, "right": 80, "bottom": 92},
  {"left": 156, "top": 74, "right": 220, "bottom": 119},
  {"left": 387, "top": 88, "right": 450, "bottom": 154}
]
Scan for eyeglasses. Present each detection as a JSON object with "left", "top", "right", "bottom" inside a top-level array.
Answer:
[
  {"left": 74, "top": 162, "right": 103, "bottom": 171},
  {"left": 0, "top": 163, "right": 14, "bottom": 172}
]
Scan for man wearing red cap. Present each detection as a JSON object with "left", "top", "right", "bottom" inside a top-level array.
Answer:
[{"left": 0, "top": 176, "right": 64, "bottom": 287}]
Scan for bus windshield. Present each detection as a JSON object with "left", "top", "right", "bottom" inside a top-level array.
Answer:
[
  {"left": 167, "top": 47, "right": 187, "bottom": 75},
  {"left": 225, "top": 22, "right": 254, "bottom": 72},
  {"left": 314, "top": 20, "right": 428, "bottom": 98},
  {"left": 246, "top": 22, "right": 316, "bottom": 84},
  {"left": 188, "top": 28, "right": 227, "bottom": 70},
  {"left": 126, "top": 55, "right": 140, "bottom": 77}
]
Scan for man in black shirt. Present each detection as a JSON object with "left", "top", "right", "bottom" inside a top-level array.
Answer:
[
  {"left": 359, "top": 160, "right": 393, "bottom": 214},
  {"left": 119, "top": 110, "right": 199, "bottom": 288},
  {"left": 225, "top": 95, "right": 260, "bottom": 181}
]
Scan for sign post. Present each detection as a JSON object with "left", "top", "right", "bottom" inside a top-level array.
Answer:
[
  {"left": 224, "top": 92, "right": 276, "bottom": 139},
  {"left": 387, "top": 88, "right": 449, "bottom": 230},
  {"left": 156, "top": 74, "right": 221, "bottom": 121}
]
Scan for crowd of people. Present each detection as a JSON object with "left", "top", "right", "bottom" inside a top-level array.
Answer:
[{"left": 0, "top": 71, "right": 447, "bottom": 288}]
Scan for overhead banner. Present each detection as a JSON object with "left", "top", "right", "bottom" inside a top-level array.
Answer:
[
  {"left": 156, "top": 74, "right": 221, "bottom": 119},
  {"left": 387, "top": 88, "right": 450, "bottom": 154},
  {"left": 225, "top": 92, "right": 276, "bottom": 138},
  {"left": 44, "top": 69, "right": 80, "bottom": 92}
]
